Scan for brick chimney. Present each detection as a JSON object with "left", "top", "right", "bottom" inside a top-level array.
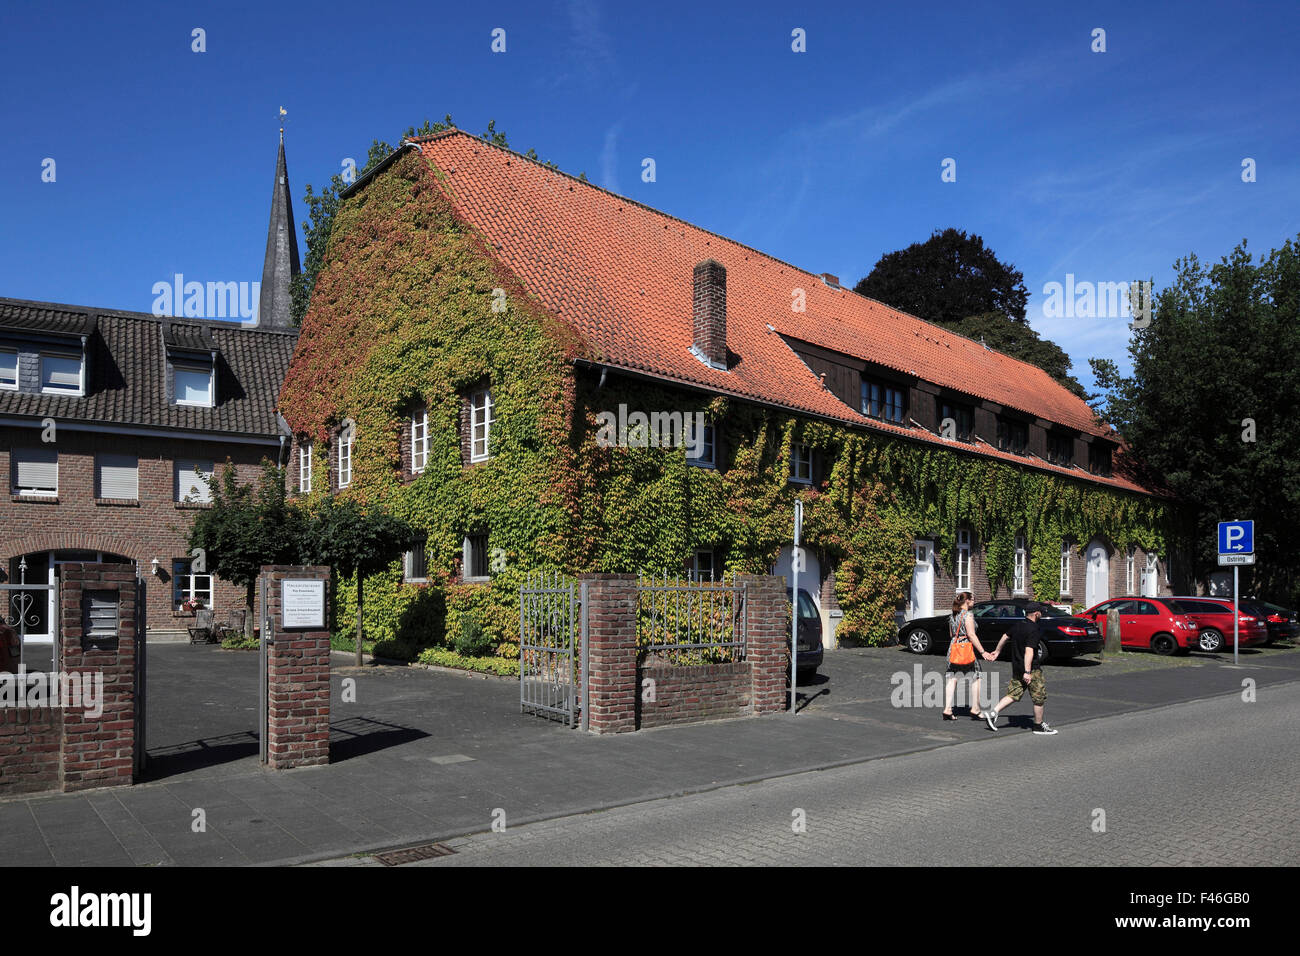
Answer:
[{"left": 692, "top": 259, "right": 727, "bottom": 370}]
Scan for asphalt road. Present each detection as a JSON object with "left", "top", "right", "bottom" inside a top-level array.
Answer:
[{"left": 396, "top": 681, "right": 1299, "bottom": 866}]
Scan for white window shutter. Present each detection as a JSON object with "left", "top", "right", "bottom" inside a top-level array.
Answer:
[
  {"left": 175, "top": 459, "right": 214, "bottom": 503},
  {"left": 98, "top": 454, "right": 139, "bottom": 499},
  {"left": 14, "top": 448, "right": 58, "bottom": 493}
]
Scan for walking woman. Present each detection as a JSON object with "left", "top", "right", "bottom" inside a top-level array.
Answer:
[{"left": 943, "top": 591, "right": 990, "bottom": 720}]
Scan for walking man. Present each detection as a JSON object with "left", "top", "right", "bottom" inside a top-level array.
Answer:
[{"left": 983, "top": 607, "right": 1057, "bottom": 735}]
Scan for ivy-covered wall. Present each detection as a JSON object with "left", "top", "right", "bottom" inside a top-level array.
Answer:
[{"left": 279, "top": 151, "right": 1181, "bottom": 657}]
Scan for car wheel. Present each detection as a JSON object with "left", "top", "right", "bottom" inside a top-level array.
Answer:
[
  {"left": 1198, "top": 628, "right": 1224, "bottom": 653},
  {"left": 906, "top": 628, "right": 932, "bottom": 654},
  {"left": 1151, "top": 633, "right": 1177, "bottom": 656},
  {"left": 1036, "top": 640, "right": 1049, "bottom": 664}
]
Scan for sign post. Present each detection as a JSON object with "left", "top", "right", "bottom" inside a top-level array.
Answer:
[
  {"left": 1217, "top": 520, "right": 1255, "bottom": 665},
  {"left": 791, "top": 501, "right": 803, "bottom": 717}
]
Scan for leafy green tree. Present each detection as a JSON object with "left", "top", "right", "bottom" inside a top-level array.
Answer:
[
  {"left": 854, "top": 228, "right": 1030, "bottom": 326},
  {"left": 854, "top": 229, "right": 1085, "bottom": 395},
  {"left": 292, "top": 117, "right": 550, "bottom": 324},
  {"left": 187, "top": 461, "right": 305, "bottom": 637},
  {"left": 1089, "top": 236, "right": 1300, "bottom": 604},
  {"left": 298, "top": 497, "right": 417, "bottom": 665}
]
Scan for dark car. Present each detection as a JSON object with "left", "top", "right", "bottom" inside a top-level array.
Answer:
[
  {"left": 1243, "top": 598, "right": 1297, "bottom": 645},
  {"left": 1081, "top": 596, "right": 1200, "bottom": 655},
  {"left": 898, "top": 599, "right": 1102, "bottom": 663},
  {"left": 1169, "top": 596, "right": 1268, "bottom": 652},
  {"left": 787, "top": 588, "right": 823, "bottom": 676}
]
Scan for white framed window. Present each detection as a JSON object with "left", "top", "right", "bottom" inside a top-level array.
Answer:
[
  {"left": 404, "top": 538, "right": 429, "bottom": 582},
  {"left": 1059, "top": 541, "right": 1071, "bottom": 596},
  {"left": 40, "top": 352, "right": 83, "bottom": 395},
  {"left": 789, "top": 442, "right": 812, "bottom": 484},
  {"left": 96, "top": 453, "right": 139, "bottom": 500},
  {"left": 955, "top": 529, "right": 971, "bottom": 591},
  {"left": 1013, "top": 535, "right": 1027, "bottom": 594},
  {"left": 1125, "top": 547, "right": 1136, "bottom": 594},
  {"left": 337, "top": 429, "right": 353, "bottom": 488},
  {"left": 0, "top": 349, "right": 17, "bottom": 389},
  {"left": 470, "top": 390, "right": 494, "bottom": 462},
  {"left": 174, "top": 459, "right": 214, "bottom": 503},
  {"left": 172, "top": 559, "right": 213, "bottom": 611},
  {"left": 299, "top": 442, "right": 312, "bottom": 493},
  {"left": 173, "top": 361, "right": 215, "bottom": 406},
  {"left": 411, "top": 406, "right": 429, "bottom": 473},
  {"left": 690, "top": 548, "right": 718, "bottom": 583},
  {"left": 12, "top": 447, "right": 58, "bottom": 496},
  {"left": 686, "top": 419, "right": 715, "bottom": 468},
  {"left": 462, "top": 534, "right": 489, "bottom": 581}
]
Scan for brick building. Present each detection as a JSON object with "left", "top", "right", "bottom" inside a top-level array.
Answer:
[
  {"left": 280, "top": 129, "right": 1185, "bottom": 652},
  {"left": 0, "top": 135, "right": 300, "bottom": 664}
]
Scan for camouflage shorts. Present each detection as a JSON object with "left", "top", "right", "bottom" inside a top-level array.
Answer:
[{"left": 1006, "top": 669, "right": 1047, "bottom": 706}]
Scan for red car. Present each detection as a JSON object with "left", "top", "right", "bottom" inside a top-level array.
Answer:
[
  {"left": 1170, "top": 596, "right": 1269, "bottom": 653},
  {"left": 1081, "top": 597, "right": 1200, "bottom": 655}
]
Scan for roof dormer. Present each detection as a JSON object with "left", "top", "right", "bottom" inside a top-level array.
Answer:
[{"left": 163, "top": 322, "right": 218, "bottom": 407}]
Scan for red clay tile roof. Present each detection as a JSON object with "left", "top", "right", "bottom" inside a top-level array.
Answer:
[{"left": 409, "top": 131, "right": 1151, "bottom": 495}]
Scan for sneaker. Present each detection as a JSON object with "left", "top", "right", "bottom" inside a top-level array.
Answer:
[
  {"left": 1032, "top": 722, "right": 1058, "bottom": 735},
  {"left": 984, "top": 710, "right": 999, "bottom": 732}
]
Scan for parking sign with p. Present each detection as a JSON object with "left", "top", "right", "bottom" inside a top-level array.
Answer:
[{"left": 1218, "top": 520, "right": 1254, "bottom": 555}]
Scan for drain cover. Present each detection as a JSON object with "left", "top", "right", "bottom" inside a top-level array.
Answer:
[{"left": 375, "top": 843, "right": 458, "bottom": 866}]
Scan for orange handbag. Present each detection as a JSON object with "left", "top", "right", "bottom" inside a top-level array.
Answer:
[{"left": 949, "top": 613, "right": 976, "bottom": 666}]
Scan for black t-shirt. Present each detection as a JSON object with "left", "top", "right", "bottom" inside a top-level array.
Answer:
[{"left": 1007, "top": 619, "right": 1039, "bottom": 676}]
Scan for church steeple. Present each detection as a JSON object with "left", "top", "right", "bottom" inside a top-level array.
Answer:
[{"left": 257, "top": 123, "right": 300, "bottom": 328}]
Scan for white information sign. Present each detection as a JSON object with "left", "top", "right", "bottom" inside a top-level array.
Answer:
[{"left": 281, "top": 579, "right": 325, "bottom": 629}]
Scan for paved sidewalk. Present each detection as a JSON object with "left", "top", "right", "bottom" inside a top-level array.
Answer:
[{"left": 3, "top": 642, "right": 1297, "bottom": 866}]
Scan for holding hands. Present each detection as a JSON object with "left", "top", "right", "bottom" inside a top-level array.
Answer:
[{"left": 982, "top": 651, "right": 997, "bottom": 661}]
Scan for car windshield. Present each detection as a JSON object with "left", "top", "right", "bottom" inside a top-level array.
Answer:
[{"left": 787, "top": 590, "right": 818, "bottom": 620}]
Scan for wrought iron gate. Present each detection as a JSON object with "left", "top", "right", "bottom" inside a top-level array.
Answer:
[
  {"left": 519, "top": 573, "right": 587, "bottom": 729},
  {"left": 2, "top": 573, "right": 56, "bottom": 673}
]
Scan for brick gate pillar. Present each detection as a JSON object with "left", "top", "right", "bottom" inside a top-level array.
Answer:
[
  {"left": 737, "top": 573, "right": 790, "bottom": 714},
  {"left": 582, "top": 574, "right": 638, "bottom": 734},
  {"left": 260, "top": 565, "right": 331, "bottom": 769},
  {"left": 59, "top": 562, "right": 139, "bottom": 791}
]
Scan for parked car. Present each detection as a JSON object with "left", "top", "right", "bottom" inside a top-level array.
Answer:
[
  {"left": 1169, "top": 596, "right": 1269, "bottom": 652},
  {"left": 788, "top": 588, "right": 823, "bottom": 676},
  {"left": 898, "top": 599, "right": 1102, "bottom": 663},
  {"left": 1080, "top": 597, "right": 1199, "bottom": 655},
  {"left": 1241, "top": 598, "right": 1297, "bottom": 645}
]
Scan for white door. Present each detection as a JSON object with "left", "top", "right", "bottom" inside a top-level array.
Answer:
[
  {"left": 909, "top": 541, "right": 934, "bottom": 619},
  {"left": 1139, "top": 554, "right": 1158, "bottom": 597},
  {"left": 1085, "top": 538, "right": 1110, "bottom": 607}
]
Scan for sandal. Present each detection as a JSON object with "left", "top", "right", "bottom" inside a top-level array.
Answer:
[{"left": 941, "top": 712, "right": 954, "bottom": 721}]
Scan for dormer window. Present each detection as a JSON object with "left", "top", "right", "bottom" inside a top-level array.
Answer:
[
  {"left": 41, "top": 351, "right": 84, "bottom": 395},
  {"left": 174, "top": 359, "right": 215, "bottom": 406},
  {"left": 937, "top": 399, "right": 973, "bottom": 442},
  {"left": 0, "top": 349, "right": 16, "bottom": 389},
  {"left": 861, "top": 379, "right": 905, "bottom": 424},
  {"left": 1088, "top": 442, "right": 1112, "bottom": 476},
  {"left": 1046, "top": 431, "right": 1074, "bottom": 467},
  {"left": 996, "top": 417, "right": 1028, "bottom": 455}
]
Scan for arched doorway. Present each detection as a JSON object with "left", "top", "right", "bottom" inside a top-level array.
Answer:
[{"left": 1085, "top": 538, "right": 1110, "bottom": 608}]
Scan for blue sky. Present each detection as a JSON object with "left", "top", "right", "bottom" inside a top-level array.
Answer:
[{"left": 2, "top": 0, "right": 1297, "bottom": 390}]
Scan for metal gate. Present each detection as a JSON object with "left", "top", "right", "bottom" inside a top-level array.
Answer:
[
  {"left": 1, "top": 576, "right": 56, "bottom": 673},
  {"left": 519, "top": 573, "right": 587, "bottom": 729},
  {"left": 133, "top": 573, "right": 147, "bottom": 776}
]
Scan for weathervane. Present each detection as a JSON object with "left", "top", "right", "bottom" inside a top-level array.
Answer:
[{"left": 279, "top": 106, "right": 287, "bottom": 142}]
